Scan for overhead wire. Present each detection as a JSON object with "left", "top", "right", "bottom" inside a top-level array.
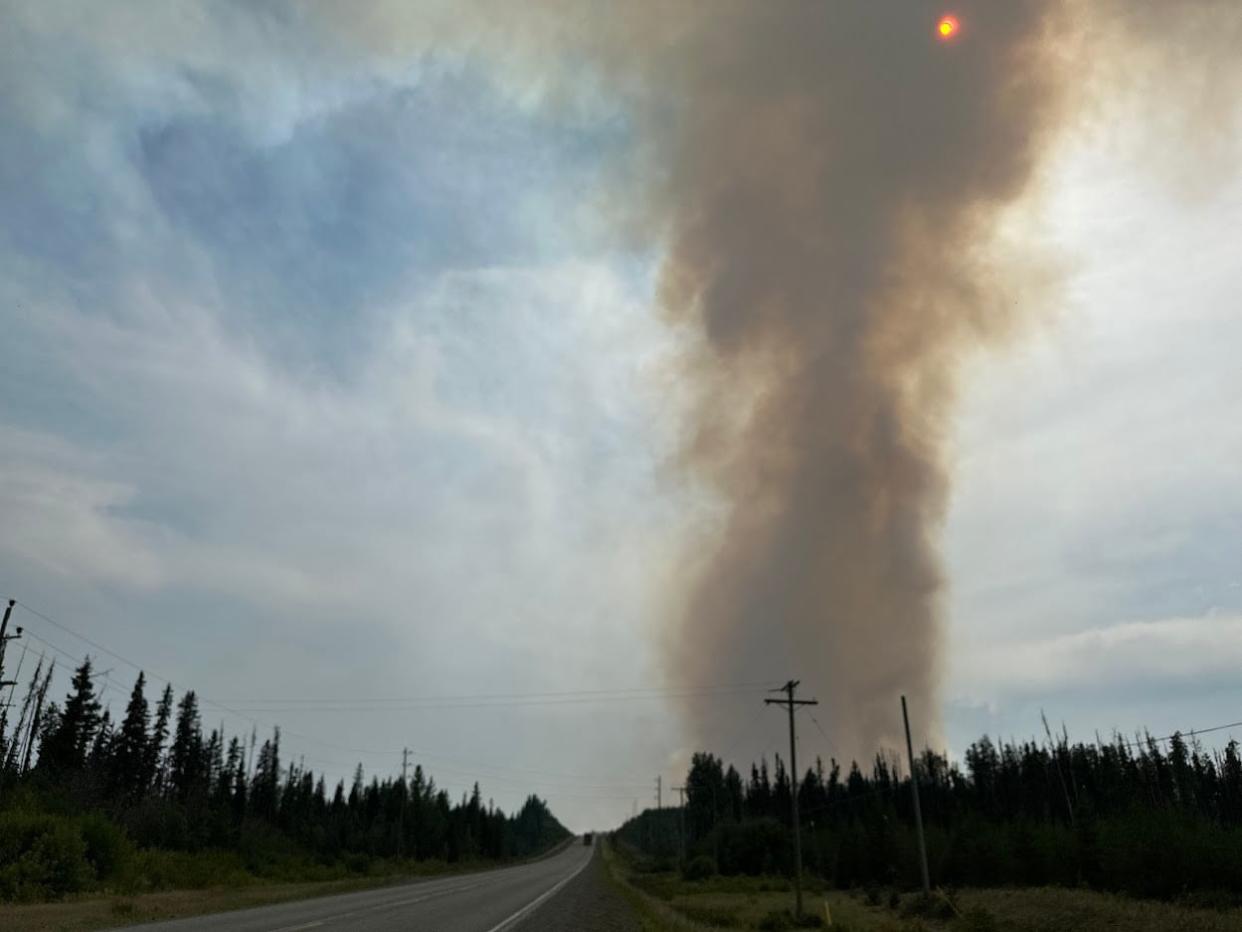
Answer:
[
  {"left": 805, "top": 707, "right": 844, "bottom": 763},
  {"left": 215, "top": 682, "right": 774, "bottom": 706},
  {"left": 0, "top": 591, "right": 751, "bottom": 793}
]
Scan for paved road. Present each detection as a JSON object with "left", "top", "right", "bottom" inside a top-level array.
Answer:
[{"left": 111, "top": 841, "right": 595, "bottom": 932}]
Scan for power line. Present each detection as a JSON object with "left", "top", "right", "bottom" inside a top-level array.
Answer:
[
  {"left": 17, "top": 613, "right": 633, "bottom": 790},
  {"left": 0, "top": 592, "right": 698, "bottom": 790},
  {"left": 223, "top": 689, "right": 766, "bottom": 712},
  {"left": 805, "top": 708, "right": 844, "bottom": 762},
  {"left": 717, "top": 702, "right": 773, "bottom": 766},
  {"left": 226, "top": 694, "right": 762, "bottom": 711},
  {"left": 3, "top": 600, "right": 425, "bottom": 763},
  {"left": 1128, "top": 720, "right": 1242, "bottom": 747},
  {"left": 215, "top": 683, "right": 774, "bottom": 705}
]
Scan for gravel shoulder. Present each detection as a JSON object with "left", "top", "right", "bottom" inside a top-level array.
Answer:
[{"left": 517, "top": 844, "right": 642, "bottom": 932}]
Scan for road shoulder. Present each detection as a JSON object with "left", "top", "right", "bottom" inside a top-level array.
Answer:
[{"left": 514, "top": 844, "right": 642, "bottom": 932}]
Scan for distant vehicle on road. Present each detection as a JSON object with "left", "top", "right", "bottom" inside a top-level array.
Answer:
[{"left": 583, "top": 833, "right": 594, "bottom": 846}]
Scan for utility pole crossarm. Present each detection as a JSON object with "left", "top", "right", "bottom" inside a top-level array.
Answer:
[{"left": 0, "top": 599, "right": 17, "bottom": 677}]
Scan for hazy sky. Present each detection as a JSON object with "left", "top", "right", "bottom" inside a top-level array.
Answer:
[{"left": 1, "top": 2, "right": 1240, "bottom": 830}]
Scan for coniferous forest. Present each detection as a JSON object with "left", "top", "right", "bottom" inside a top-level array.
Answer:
[
  {"left": 617, "top": 732, "right": 1242, "bottom": 902},
  {"left": 0, "top": 656, "right": 570, "bottom": 902}
]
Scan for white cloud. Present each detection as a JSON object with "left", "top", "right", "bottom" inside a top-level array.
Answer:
[
  {"left": 942, "top": 115, "right": 1242, "bottom": 751},
  {"left": 0, "top": 255, "right": 688, "bottom": 828},
  {"left": 953, "top": 615, "right": 1242, "bottom": 702}
]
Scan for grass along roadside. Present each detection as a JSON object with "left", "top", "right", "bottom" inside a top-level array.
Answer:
[
  {"left": 600, "top": 838, "right": 709, "bottom": 932},
  {"left": 600, "top": 844, "right": 886, "bottom": 932},
  {"left": 0, "top": 873, "right": 409, "bottom": 932},
  {"left": 600, "top": 838, "right": 1242, "bottom": 932},
  {"left": 0, "top": 838, "right": 579, "bottom": 932}
]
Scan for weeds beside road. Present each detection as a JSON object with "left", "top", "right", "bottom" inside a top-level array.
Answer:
[
  {"left": 0, "top": 836, "right": 579, "bottom": 932},
  {"left": 602, "top": 838, "right": 1242, "bottom": 932}
]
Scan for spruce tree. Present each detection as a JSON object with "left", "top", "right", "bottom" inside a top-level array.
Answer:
[
  {"left": 89, "top": 709, "right": 114, "bottom": 769},
  {"left": 113, "top": 671, "right": 150, "bottom": 799},
  {"left": 168, "top": 690, "right": 205, "bottom": 802},
  {"left": 147, "top": 683, "right": 174, "bottom": 794},
  {"left": 250, "top": 728, "right": 281, "bottom": 820},
  {"left": 38, "top": 658, "right": 101, "bottom": 774}
]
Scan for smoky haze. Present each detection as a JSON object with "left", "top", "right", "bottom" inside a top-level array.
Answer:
[
  {"left": 309, "top": 0, "right": 1240, "bottom": 767},
  {"left": 634, "top": 1, "right": 1070, "bottom": 757},
  {"left": 313, "top": 0, "right": 1072, "bottom": 761}
]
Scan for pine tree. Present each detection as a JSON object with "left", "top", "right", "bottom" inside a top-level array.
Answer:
[
  {"left": 231, "top": 748, "right": 248, "bottom": 823},
  {"left": 250, "top": 728, "right": 281, "bottom": 820},
  {"left": 147, "top": 683, "right": 174, "bottom": 794},
  {"left": 113, "top": 671, "right": 151, "bottom": 799},
  {"left": 168, "top": 690, "right": 205, "bottom": 802},
  {"left": 89, "top": 709, "right": 114, "bottom": 769},
  {"left": 38, "top": 658, "right": 101, "bottom": 774},
  {"left": 205, "top": 728, "right": 224, "bottom": 799}
]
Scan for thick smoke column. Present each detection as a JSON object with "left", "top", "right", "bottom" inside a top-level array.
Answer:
[{"left": 639, "top": 1, "right": 1070, "bottom": 756}]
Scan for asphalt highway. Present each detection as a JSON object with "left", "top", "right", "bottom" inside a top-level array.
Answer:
[{"left": 110, "top": 840, "right": 594, "bottom": 932}]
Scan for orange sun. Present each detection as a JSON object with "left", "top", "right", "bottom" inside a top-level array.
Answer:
[{"left": 937, "top": 14, "right": 960, "bottom": 40}]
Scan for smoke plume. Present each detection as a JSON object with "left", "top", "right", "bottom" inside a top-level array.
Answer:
[
  {"left": 626, "top": 1, "right": 1071, "bottom": 757},
  {"left": 315, "top": 0, "right": 1241, "bottom": 761}
]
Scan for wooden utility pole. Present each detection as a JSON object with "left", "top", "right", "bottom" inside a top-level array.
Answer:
[
  {"left": 765, "top": 680, "right": 818, "bottom": 918},
  {"left": 672, "top": 785, "right": 686, "bottom": 867},
  {"left": 901, "top": 695, "right": 931, "bottom": 896},
  {"left": 0, "top": 600, "right": 20, "bottom": 690},
  {"left": 398, "top": 747, "right": 409, "bottom": 859},
  {"left": 656, "top": 774, "right": 662, "bottom": 810},
  {"left": 1042, "top": 710, "right": 1076, "bottom": 829}
]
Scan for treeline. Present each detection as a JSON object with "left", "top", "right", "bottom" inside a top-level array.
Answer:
[
  {"left": 617, "top": 730, "right": 1242, "bottom": 900},
  {"left": 0, "top": 656, "right": 569, "bottom": 901}
]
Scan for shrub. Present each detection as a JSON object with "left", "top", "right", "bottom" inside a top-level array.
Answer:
[
  {"left": 0, "top": 812, "right": 93, "bottom": 901},
  {"left": 715, "top": 818, "right": 790, "bottom": 876},
  {"left": 959, "top": 907, "right": 1000, "bottom": 932},
  {"left": 79, "top": 813, "right": 135, "bottom": 883},
  {"left": 758, "top": 909, "right": 825, "bottom": 930},
  {"left": 132, "top": 848, "right": 252, "bottom": 891},
  {"left": 122, "top": 798, "right": 189, "bottom": 851},
  {"left": 678, "top": 903, "right": 736, "bottom": 926},
  {"left": 683, "top": 854, "right": 716, "bottom": 881}
]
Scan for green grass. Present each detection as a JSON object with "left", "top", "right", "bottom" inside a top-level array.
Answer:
[
  {"left": 0, "top": 873, "right": 411, "bottom": 932},
  {"left": 956, "top": 887, "right": 1242, "bottom": 932},
  {"left": 601, "top": 841, "right": 1242, "bottom": 932},
  {"left": 0, "top": 837, "right": 578, "bottom": 932}
]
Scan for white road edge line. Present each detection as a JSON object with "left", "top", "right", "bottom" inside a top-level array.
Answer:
[
  {"left": 370, "top": 881, "right": 483, "bottom": 910},
  {"left": 482, "top": 848, "right": 593, "bottom": 932}
]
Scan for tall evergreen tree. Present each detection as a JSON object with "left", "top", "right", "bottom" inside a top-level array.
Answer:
[
  {"left": 168, "top": 690, "right": 205, "bottom": 802},
  {"left": 113, "top": 671, "right": 150, "bottom": 799},
  {"left": 37, "top": 657, "right": 101, "bottom": 774},
  {"left": 251, "top": 728, "right": 281, "bottom": 820},
  {"left": 89, "top": 708, "right": 114, "bottom": 769},
  {"left": 147, "top": 683, "right": 174, "bottom": 793}
]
